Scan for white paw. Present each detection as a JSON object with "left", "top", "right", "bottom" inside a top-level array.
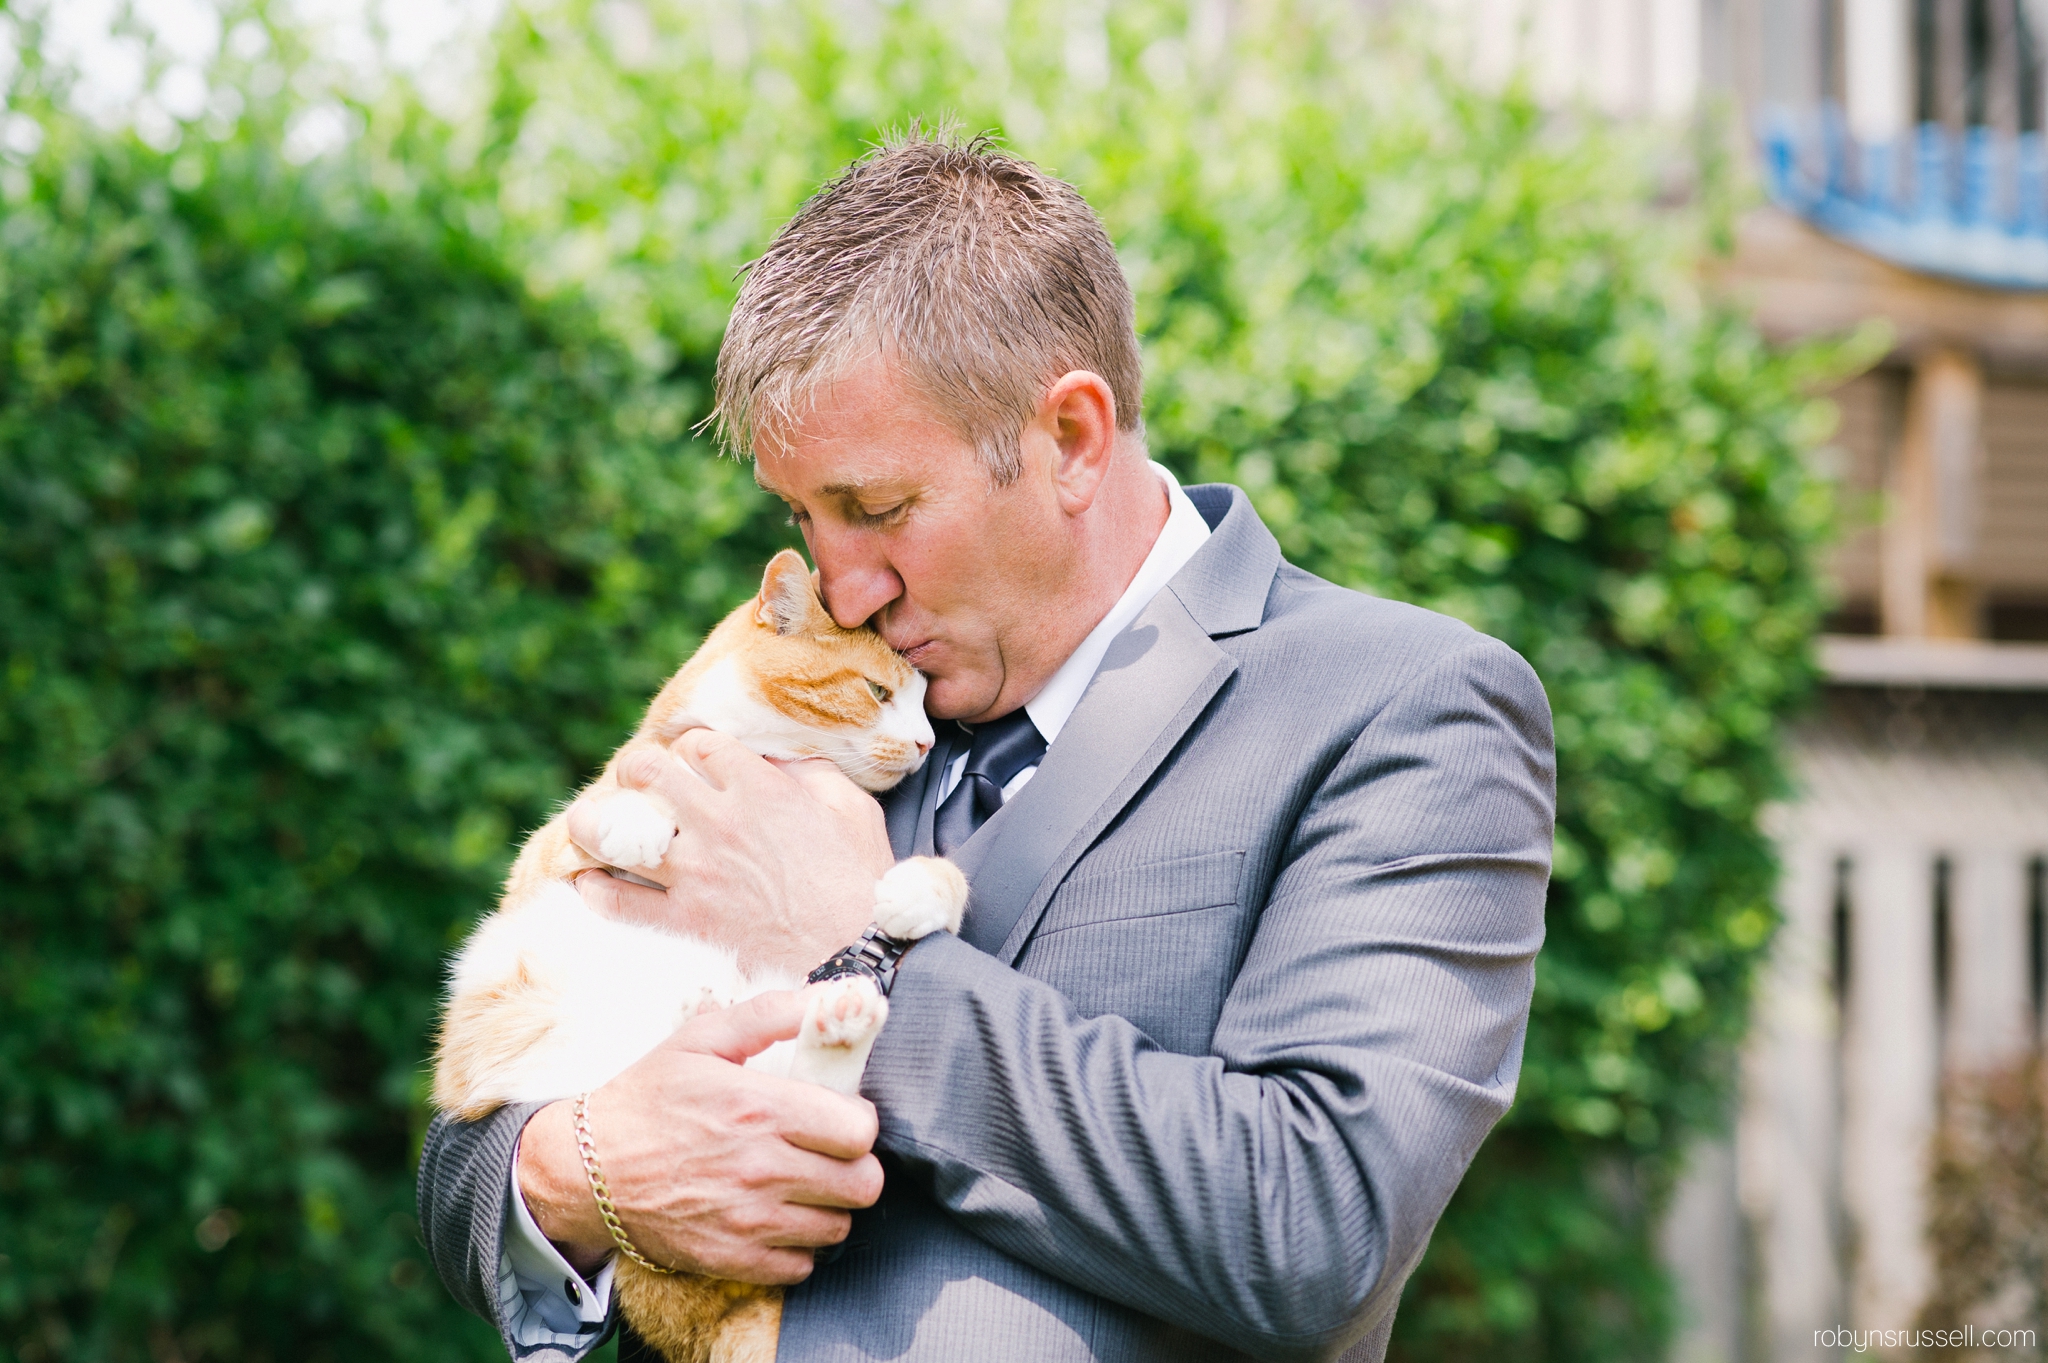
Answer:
[
  {"left": 802, "top": 977, "right": 888, "bottom": 1050},
  {"left": 595, "top": 790, "right": 675, "bottom": 869},
  {"left": 873, "top": 857, "right": 967, "bottom": 940}
]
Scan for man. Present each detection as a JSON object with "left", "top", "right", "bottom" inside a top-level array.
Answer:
[{"left": 419, "top": 133, "right": 1553, "bottom": 1363}]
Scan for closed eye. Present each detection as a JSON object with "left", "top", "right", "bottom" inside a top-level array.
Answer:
[{"left": 868, "top": 681, "right": 892, "bottom": 703}]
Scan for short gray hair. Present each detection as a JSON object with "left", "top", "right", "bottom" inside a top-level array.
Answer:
[{"left": 711, "top": 130, "right": 1144, "bottom": 482}]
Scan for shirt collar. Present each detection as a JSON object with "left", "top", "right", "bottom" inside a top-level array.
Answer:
[{"left": 1021, "top": 461, "right": 1213, "bottom": 746}]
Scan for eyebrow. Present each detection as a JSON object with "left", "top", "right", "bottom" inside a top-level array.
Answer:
[
  {"left": 752, "top": 468, "right": 904, "bottom": 502},
  {"left": 759, "top": 477, "right": 899, "bottom": 499}
]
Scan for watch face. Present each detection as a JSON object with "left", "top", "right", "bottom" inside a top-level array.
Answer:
[{"left": 808, "top": 954, "right": 879, "bottom": 986}]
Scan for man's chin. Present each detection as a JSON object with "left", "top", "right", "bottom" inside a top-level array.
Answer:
[{"left": 920, "top": 674, "right": 999, "bottom": 725}]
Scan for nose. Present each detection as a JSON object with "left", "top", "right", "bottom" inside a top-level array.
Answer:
[
  {"left": 809, "top": 524, "right": 903, "bottom": 629},
  {"left": 914, "top": 739, "right": 932, "bottom": 756}
]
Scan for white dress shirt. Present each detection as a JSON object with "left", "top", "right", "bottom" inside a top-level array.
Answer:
[
  {"left": 499, "top": 461, "right": 1212, "bottom": 1349},
  {"left": 935, "top": 461, "right": 1213, "bottom": 803}
]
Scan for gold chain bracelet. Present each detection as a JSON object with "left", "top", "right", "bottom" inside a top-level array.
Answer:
[{"left": 573, "top": 1091, "right": 676, "bottom": 1275}]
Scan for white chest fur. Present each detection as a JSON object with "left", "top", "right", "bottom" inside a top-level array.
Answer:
[{"left": 441, "top": 857, "right": 966, "bottom": 1113}]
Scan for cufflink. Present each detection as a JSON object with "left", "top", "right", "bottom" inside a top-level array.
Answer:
[{"left": 565, "top": 1277, "right": 582, "bottom": 1306}]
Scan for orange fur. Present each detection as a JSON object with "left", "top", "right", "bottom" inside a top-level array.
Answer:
[
  {"left": 435, "top": 959, "right": 563, "bottom": 1121},
  {"left": 432, "top": 550, "right": 939, "bottom": 1363},
  {"left": 488, "top": 550, "right": 924, "bottom": 917},
  {"left": 614, "top": 1262, "right": 782, "bottom": 1363}
]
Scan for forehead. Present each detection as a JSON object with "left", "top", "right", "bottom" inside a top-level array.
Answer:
[{"left": 751, "top": 358, "right": 980, "bottom": 499}]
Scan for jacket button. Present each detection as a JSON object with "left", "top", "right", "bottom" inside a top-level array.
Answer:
[{"left": 565, "top": 1277, "right": 582, "bottom": 1306}]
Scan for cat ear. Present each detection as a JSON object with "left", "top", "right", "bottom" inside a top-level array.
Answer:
[{"left": 756, "top": 549, "right": 824, "bottom": 636}]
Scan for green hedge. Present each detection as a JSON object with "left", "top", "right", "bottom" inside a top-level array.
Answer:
[
  {"left": 0, "top": 2, "right": 1866, "bottom": 1358},
  {"left": 0, "top": 114, "right": 781, "bottom": 1359}
]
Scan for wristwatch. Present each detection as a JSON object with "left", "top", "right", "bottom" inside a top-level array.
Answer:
[{"left": 808, "top": 925, "right": 912, "bottom": 996}]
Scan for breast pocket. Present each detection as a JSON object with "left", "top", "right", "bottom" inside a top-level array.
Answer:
[{"left": 1022, "top": 850, "right": 1248, "bottom": 1055}]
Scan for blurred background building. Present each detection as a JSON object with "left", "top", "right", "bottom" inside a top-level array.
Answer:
[{"left": 1433, "top": 1, "right": 2048, "bottom": 1358}]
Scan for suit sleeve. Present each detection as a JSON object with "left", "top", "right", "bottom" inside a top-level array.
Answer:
[
  {"left": 418, "top": 1100, "right": 618, "bottom": 1361},
  {"left": 863, "top": 636, "right": 1554, "bottom": 1363}
]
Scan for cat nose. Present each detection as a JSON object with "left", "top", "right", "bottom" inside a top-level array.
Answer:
[{"left": 914, "top": 739, "right": 932, "bottom": 756}]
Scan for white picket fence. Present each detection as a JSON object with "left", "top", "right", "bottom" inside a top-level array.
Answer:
[{"left": 1668, "top": 683, "right": 2048, "bottom": 1362}]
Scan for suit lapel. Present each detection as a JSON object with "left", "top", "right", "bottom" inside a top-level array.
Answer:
[
  {"left": 890, "top": 484, "right": 1279, "bottom": 962},
  {"left": 953, "top": 585, "right": 1236, "bottom": 960}
]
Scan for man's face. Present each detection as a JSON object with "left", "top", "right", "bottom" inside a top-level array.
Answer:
[{"left": 752, "top": 357, "right": 1080, "bottom": 724}]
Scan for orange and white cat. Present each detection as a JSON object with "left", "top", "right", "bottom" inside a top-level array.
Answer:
[{"left": 433, "top": 549, "right": 966, "bottom": 1363}]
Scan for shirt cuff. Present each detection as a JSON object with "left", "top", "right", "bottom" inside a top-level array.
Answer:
[{"left": 497, "top": 1131, "right": 615, "bottom": 1353}]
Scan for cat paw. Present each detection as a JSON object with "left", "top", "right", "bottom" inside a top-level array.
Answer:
[
  {"left": 873, "top": 857, "right": 967, "bottom": 940},
  {"left": 801, "top": 977, "right": 888, "bottom": 1050},
  {"left": 785, "top": 979, "right": 888, "bottom": 1095},
  {"left": 679, "top": 986, "right": 726, "bottom": 1023},
  {"left": 595, "top": 790, "right": 674, "bottom": 869}
]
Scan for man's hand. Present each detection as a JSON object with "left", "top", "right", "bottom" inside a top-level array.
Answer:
[
  {"left": 517, "top": 991, "right": 884, "bottom": 1283},
  {"left": 568, "top": 731, "right": 893, "bottom": 976}
]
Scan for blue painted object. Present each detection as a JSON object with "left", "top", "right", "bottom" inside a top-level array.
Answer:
[{"left": 1759, "top": 102, "right": 2048, "bottom": 290}]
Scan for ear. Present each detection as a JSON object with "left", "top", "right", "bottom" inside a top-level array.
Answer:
[
  {"left": 756, "top": 549, "right": 824, "bottom": 635},
  {"left": 1035, "top": 370, "right": 1119, "bottom": 516}
]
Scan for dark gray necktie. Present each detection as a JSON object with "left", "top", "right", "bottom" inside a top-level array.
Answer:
[{"left": 932, "top": 710, "right": 1047, "bottom": 856}]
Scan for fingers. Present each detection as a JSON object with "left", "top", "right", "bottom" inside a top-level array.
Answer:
[
  {"left": 573, "top": 869, "right": 674, "bottom": 928},
  {"left": 667, "top": 994, "right": 883, "bottom": 1166},
  {"left": 777, "top": 754, "right": 875, "bottom": 814},
  {"left": 673, "top": 991, "right": 808, "bottom": 1063},
  {"left": 763, "top": 1204, "right": 856, "bottom": 1250},
  {"left": 562, "top": 793, "right": 614, "bottom": 869},
  {"left": 673, "top": 728, "right": 778, "bottom": 793},
  {"left": 773, "top": 757, "right": 892, "bottom": 872},
  {"left": 567, "top": 1041, "right": 885, "bottom": 1288},
  {"left": 673, "top": 1210, "right": 847, "bottom": 1287},
  {"left": 771, "top": 754, "right": 845, "bottom": 783},
  {"left": 616, "top": 741, "right": 716, "bottom": 807},
  {"left": 785, "top": 1149, "right": 885, "bottom": 1210},
  {"left": 606, "top": 734, "right": 782, "bottom": 830},
  {"left": 744, "top": 1245, "right": 834, "bottom": 1287},
  {"left": 775, "top": 1086, "right": 882, "bottom": 1167},
  {"left": 709, "top": 1155, "right": 878, "bottom": 1285}
]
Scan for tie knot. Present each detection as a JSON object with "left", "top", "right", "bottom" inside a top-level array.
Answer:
[{"left": 958, "top": 710, "right": 1047, "bottom": 791}]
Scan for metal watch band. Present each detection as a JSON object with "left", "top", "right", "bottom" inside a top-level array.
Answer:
[{"left": 808, "top": 925, "right": 911, "bottom": 996}]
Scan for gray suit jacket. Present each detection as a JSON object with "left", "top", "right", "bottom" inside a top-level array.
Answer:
[{"left": 418, "top": 484, "right": 1554, "bottom": 1363}]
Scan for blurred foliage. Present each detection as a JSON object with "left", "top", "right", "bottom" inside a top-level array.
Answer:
[
  {"left": 0, "top": 41, "right": 779, "bottom": 1363},
  {"left": 0, "top": 0, "right": 1873, "bottom": 1359},
  {"left": 1920, "top": 1056, "right": 2048, "bottom": 1345}
]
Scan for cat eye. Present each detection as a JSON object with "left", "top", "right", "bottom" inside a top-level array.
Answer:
[{"left": 868, "top": 681, "right": 892, "bottom": 704}]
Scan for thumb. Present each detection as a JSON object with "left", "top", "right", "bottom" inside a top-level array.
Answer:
[{"left": 671, "top": 990, "right": 807, "bottom": 1064}]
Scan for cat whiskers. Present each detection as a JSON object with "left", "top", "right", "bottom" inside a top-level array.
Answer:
[{"left": 837, "top": 750, "right": 919, "bottom": 783}]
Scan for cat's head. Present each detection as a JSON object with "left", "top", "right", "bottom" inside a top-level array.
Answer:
[{"left": 670, "top": 550, "right": 934, "bottom": 792}]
